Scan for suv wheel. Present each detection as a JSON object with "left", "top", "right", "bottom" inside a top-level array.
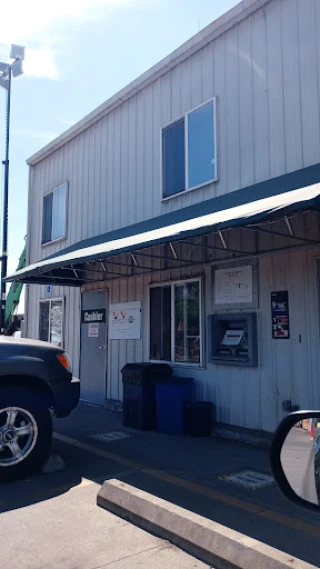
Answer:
[{"left": 0, "top": 388, "right": 52, "bottom": 482}]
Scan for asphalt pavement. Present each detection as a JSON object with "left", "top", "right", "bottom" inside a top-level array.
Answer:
[
  {"left": 2, "top": 402, "right": 320, "bottom": 568},
  {"left": 0, "top": 436, "right": 210, "bottom": 569}
]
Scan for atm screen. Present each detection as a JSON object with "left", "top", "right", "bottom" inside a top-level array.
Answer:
[{"left": 220, "top": 330, "right": 244, "bottom": 347}]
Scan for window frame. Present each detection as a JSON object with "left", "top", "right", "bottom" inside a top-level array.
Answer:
[
  {"left": 161, "top": 98, "right": 217, "bottom": 201},
  {"left": 39, "top": 297, "right": 64, "bottom": 348},
  {"left": 149, "top": 277, "right": 203, "bottom": 367},
  {"left": 41, "top": 182, "right": 69, "bottom": 246}
]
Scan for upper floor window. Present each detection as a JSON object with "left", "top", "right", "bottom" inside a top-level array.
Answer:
[
  {"left": 162, "top": 99, "right": 217, "bottom": 199},
  {"left": 42, "top": 183, "right": 68, "bottom": 244}
]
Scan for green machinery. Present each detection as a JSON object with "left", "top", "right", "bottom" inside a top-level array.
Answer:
[{"left": 5, "top": 243, "right": 26, "bottom": 329}]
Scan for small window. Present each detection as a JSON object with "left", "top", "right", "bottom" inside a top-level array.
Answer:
[
  {"left": 162, "top": 99, "right": 216, "bottom": 199},
  {"left": 42, "top": 183, "right": 68, "bottom": 244},
  {"left": 39, "top": 299, "right": 63, "bottom": 347},
  {"left": 150, "top": 286, "right": 171, "bottom": 360},
  {"left": 150, "top": 279, "right": 202, "bottom": 365},
  {"left": 188, "top": 101, "right": 215, "bottom": 189},
  {"left": 174, "top": 281, "right": 201, "bottom": 364},
  {"left": 162, "top": 119, "right": 185, "bottom": 197}
]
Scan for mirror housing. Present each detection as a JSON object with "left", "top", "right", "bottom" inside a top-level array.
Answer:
[{"left": 270, "top": 410, "right": 320, "bottom": 512}]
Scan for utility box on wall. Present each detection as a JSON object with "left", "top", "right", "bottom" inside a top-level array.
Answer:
[{"left": 209, "top": 312, "right": 258, "bottom": 367}]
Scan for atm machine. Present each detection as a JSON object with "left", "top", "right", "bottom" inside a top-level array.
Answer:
[{"left": 209, "top": 312, "right": 258, "bottom": 367}]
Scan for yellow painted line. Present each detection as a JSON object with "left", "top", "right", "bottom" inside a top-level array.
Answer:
[
  {"left": 53, "top": 432, "right": 320, "bottom": 539},
  {"left": 141, "top": 468, "right": 261, "bottom": 514},
  {"left": 259, "top": 510, "right": 320, "bottom": 540},
  {"left": 54, "top": 433, "right": 139, "bottom": 469}
]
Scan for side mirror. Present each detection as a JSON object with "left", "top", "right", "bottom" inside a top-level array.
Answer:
[{"left": 270, "top": 411, "right": 320, "bottom": 512}]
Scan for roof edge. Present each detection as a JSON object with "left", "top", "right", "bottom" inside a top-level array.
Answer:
[{"left": 27, "top": 0, "right": 271, "bottom": 166}]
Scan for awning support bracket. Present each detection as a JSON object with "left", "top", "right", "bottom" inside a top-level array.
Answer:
[
  {"left": 169, "top": 242, "right": 178, "bottom": 260},
  {"left": 284, "top": 216, "right": 294, "bottom": 236},
  {"left": 131, "top": 254, "right": 139, "bottom": 267},
  {"left": 218, "top": 230, "right": 228, "bottom": 250}
]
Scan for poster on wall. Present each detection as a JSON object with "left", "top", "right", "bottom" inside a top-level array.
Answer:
[
  {"left": 109, "top": 301, "right": 141, "bottom": 340},
  {"left": 88, "top": 323, "right": 99, "bottom": 337},
  {"left": 271, "top": 291, "right": 290, "bottom": 339},
  {"left": 214, "top": 265, "right": 253, "bottom": 305}
]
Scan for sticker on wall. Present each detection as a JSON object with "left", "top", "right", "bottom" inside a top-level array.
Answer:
[
  {"left": 88, "top": 323, "right": 99, "bottom": 338},
  {"left": 45, "top": 285, "right": 52, "bottom": 299},
  {"left": 271, "top": 291, "right": 290, "bottom": 339}
]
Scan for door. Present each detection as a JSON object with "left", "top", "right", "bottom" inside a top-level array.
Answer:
[{"left": 80, "top": 290, "right": 108, "bottom": 405}]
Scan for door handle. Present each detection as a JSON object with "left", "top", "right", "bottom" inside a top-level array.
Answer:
[{"left": 99, "top": 345, "right": 106, "bottom": 350}]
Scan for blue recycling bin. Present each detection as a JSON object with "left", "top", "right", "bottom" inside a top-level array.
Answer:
[{"left": 156, "top": 377, "right": 193, "bottom": 434}]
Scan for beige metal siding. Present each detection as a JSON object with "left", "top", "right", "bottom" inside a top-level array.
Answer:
[
  {"left": 98, "top": 246, "right": 320, "bottom": 433},
  {"left": 25, "top": 0, "right": 320, "bottom": 428},
  {"left": 28, "top": 0, "right": 320, "bottom": 263}
]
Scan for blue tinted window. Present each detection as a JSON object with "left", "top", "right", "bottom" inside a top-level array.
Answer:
[
  {"left": 42, "top": 184, "right": 67, "bottom": 244},
  {"left": 42, "top": 193, "right": 53, "bottom": 244},
  {"left": 188, "top": 101, "right": 215, "bottom": 189},
  {"left": 162, "top": 119, "right": 185, "bottom": 198}
]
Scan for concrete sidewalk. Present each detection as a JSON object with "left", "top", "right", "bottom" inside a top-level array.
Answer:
[
  {"left": 54, "top": 403, "right": 320, "bottom": 567},
  {"left": 0, "top": 475, "right": 210, "bottom": 569}
]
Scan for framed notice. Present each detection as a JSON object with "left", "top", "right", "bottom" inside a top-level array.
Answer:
[
  {"left": 88, "top": 323, "right": 99, "bottom": 337},
  {"left": 212, "top": 260, "right": 258, "bottom": 310},
  {"left": 271, "top": 291, "right": 290, "bottom": 339},
  {"left": 109, "top": 301, "right": 141, "bottom": 340}
]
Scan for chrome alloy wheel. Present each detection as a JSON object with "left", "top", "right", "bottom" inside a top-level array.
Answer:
[{"left": 0, "top": 407, "right": 38, "bottom": 467}]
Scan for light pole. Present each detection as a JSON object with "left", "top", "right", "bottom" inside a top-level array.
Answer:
[{"left": 0, "top": 45, "right": 24, "bottom": 333}]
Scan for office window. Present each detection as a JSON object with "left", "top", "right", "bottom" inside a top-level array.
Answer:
[
  {"left": 150, "top": 286, "right": 172, "bottom": 361},
  {"left": 162, "top": 99, "right": 216, "bottom": 198},
  {"left": 39, "top": 299, "right": 63, "bottom": 347},
  {"left": 150, "top": 280, "right": 201, "bottom": 365},
  {"left": 162, "top": 119, "right": 185, "bottom": 197},
  {"left": 42, "top": 183, "right": 67, "bottom": 244}
]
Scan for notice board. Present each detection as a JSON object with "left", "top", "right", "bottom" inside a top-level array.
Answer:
[
  {"left": 109, "top": 301, "right": 141, "bottom": 340},
  {"left": 212, "top": 260, "right": 258, "bottom": 310}
]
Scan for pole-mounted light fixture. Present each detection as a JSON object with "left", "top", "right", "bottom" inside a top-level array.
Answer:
[{"left": 0, "top": 44, "right": 25, "bottom": 333}]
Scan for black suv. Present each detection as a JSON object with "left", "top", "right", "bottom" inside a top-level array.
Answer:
[{"left": 0, "top": 337, "right": 80, "bottom": 481}]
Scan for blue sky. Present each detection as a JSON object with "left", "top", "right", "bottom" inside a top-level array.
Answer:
[{"left": 0, "top": 0, "right": 238, "bottom": 277}]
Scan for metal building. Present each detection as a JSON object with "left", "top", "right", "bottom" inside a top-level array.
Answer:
[{"left": 8, "top": 0, "right": 320, "bottom": 440}]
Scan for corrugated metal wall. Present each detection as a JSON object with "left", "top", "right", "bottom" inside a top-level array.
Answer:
[
  {"left": 28, "top": 0, "right": 320, "bottom": 252},
  {"left": 90, "top": 243, "right": 320, "bottom": 434},
  {"left": 25, "top": 0, "right": 320, "bottom": 429}
]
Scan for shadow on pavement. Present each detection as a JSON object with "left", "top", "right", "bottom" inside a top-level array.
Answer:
[
  {"left": 0, "top": 439, "right": 83, "bottom": 514},
  {"left": 11, "top": 402, "right": 320, "bottom": 567}
]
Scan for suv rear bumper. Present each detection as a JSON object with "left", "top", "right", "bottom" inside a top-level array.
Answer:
[{"left": 50, "top": 377, "right": 80, "bottom": 418}]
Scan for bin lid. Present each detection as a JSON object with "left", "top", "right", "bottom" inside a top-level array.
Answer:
[
  {"left": 185, "top": 401, "right": 213, "bottom": 408},
  {"left": 156, "top": 376, "right": 194, "bottom": 385},
  {"left": 121, "top": 362, "right": 173, "bottom": 382}
]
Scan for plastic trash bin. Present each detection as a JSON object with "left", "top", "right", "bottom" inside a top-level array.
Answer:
[
  {"left": 185, "top": 401, "right": 213, "bottom": 437},
  {"left": 156, "top": 377, "right": 193, "bottom": 434},
  {"left": 121, "top": 363, "right": 172, "bottom": 430}
]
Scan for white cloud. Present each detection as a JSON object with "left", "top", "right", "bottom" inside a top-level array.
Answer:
[
  {"left": 23, "top": 48, "right": 59, "bottom": 80},
  {"left": 14, "top": 128, "right": 59, "bottom": 142},
  {"left": 0, "top": 0, "right": 137, "bottom": 79},
  {"left": 59, "top": 116, "right": 77, "bottom": 127}
]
